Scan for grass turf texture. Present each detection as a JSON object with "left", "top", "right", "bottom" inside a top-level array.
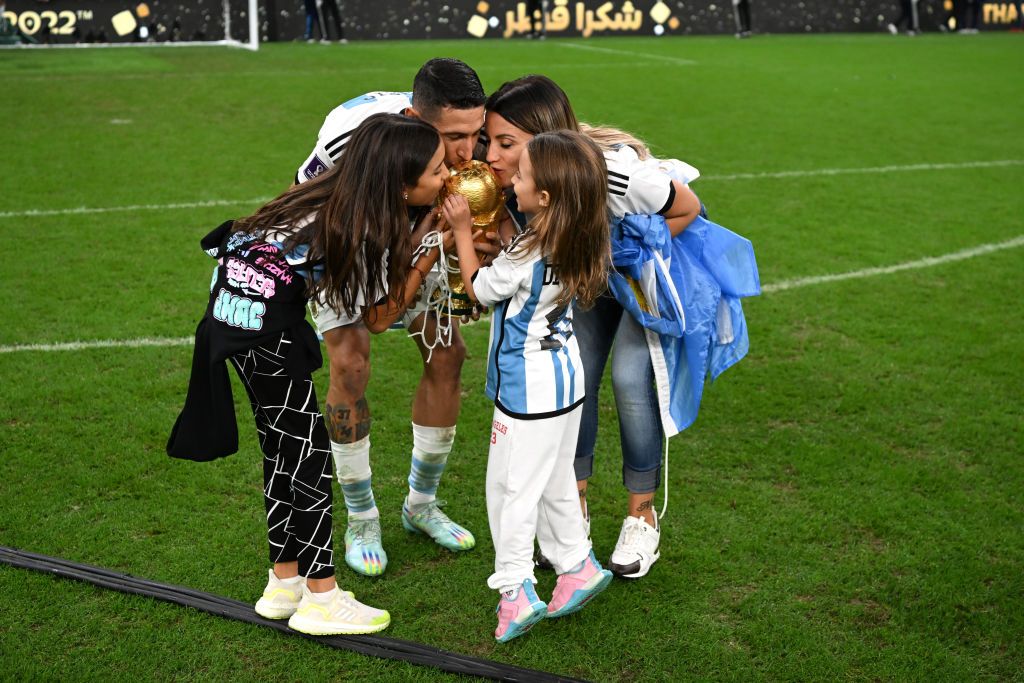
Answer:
[{"left": 1, "top": 34, "right": 1022, "bottom": 681}]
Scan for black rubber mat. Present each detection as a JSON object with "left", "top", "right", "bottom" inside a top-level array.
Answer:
[{"left": 0, "top": 546, "right": 586, "bottom": 682}]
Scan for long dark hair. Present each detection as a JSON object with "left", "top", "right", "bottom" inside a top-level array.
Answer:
[
  {"left": 518, "top": 131, "right": 610, "bottom": 308},
  {"left": 485, "top": 74, "right": 579, "bottom": 136},
  {"left": 234, "top": 114, "right": 440, "bottom": 316}
]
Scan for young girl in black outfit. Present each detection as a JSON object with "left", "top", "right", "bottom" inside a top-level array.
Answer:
[{"left": 168, "top": 113, "right": 450, "bottom": 635}]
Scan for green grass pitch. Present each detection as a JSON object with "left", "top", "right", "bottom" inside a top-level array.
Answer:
[{"left": 1, "top": 33, "right": 1022, "bottom": 681}]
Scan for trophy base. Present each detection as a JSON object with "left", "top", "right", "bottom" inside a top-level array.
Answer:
[
  {"left": 444, "top": 292, "right": 475, "bottom": 317},
  {"left": 428, "top": 286, "right": 476, "bottom": 318}
]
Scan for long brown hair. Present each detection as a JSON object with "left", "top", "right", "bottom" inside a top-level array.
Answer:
[
  {"left": 487, "top": 76, "right": 651, "bottom": 160},
  {"left": 485, "top": 74, "right": 578, "bottom": 135},
  {"left": 579, "top": 122, "right": 651, "bottom": 160},
  {"left": 516, "top": 131, "right": 610, "bottom": 308},
  {"left": 233, "top": 114, "right": 440, "bottom": 316}
]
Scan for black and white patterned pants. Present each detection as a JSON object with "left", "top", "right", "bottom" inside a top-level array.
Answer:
[{"left": 230, "top": 333, "right": 334, "bottom": 579}]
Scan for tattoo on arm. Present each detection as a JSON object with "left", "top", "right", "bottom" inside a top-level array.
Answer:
[{"left": 325, "top": 399, "right": 372, "bottom": 444}]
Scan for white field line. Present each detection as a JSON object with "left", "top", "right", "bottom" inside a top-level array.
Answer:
[
  {"left": 762, "top": 235, "right": 1024, "bottom": 293},
  {"left": 0, "top": 197, "right": 271, "bottom": 219},
  {"left": 703, "top": 159, "right": 1024, "bottom": 181},
  {"left": 5, "top": 159, "right": 1020, "bottom": 220},
  {"left": 3, "top": 236, "right": 1021, "bottom": 355},
  {"left": 556, "top": 41, "right": 698, "bottom": 65},
  {"left": 0, "top": 336, "right": 194, "bottom": 354}
]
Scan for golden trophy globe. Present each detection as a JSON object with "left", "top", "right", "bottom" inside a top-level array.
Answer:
[{"left": 435, "top": 160, "right": 504, "bottom": 316}]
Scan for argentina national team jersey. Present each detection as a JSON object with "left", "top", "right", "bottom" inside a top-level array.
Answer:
[
  {"left": 295, "top": 91, "right": 413, "bottom": 183},
  {"left": 603, "top": 144, "right": 700, "bottom": 219},
  {"left": 471, "top": 242, "right": 585, "bottom": 419}
]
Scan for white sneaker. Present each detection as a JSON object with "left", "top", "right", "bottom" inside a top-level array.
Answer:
[
  {"left": 254, "top": 568, "right": 304, "bottom": 619},
  {"left": 287, "top": 586, "right": 391, "bottom": 635},
  {"left": 608, "top": 515, "right": 661, "bottom": 579}
]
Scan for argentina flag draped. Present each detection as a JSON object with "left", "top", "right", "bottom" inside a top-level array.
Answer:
[{"left": 608, "top": 213, "right": 760, "bottom": 437}]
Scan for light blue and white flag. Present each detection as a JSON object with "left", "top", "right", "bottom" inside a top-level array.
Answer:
[{"left": 609, "top": 213, "right": 760, "bottom": 436}]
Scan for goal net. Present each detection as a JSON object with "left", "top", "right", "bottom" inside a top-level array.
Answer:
[{"left": 1, "top": 0, "right": 260, "bottom": 50}]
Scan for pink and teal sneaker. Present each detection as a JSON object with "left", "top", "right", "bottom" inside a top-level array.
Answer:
[
  {"left": 546, "top": 550, "right": 613, "bottom": 618},
  {"left": 495, "top": 580, "right": 547, "bottom": 643}
]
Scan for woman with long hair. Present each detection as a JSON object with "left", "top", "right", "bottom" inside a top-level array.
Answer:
[
  {"left": 167, "top": 113, "right": 449, "bottom": 635},
  {"left": 483, "top": 74, "right": 703, "bottom": 580}
]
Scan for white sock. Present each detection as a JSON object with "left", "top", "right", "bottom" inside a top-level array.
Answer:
[
  {"left": 274, "top": 573, "right": 303, "bottom": 585},
  {"left": 332, "top": 436, "right": 378, "bottom": 517},
  {"left": 406, "top": 489, "right": 433, "bottom": 509},
  {"left": 500, "top": 585, "right": 520, "bottom": 600},
  {"left": 349, "top": 507, "right": 380, "bottom": 521},
  {"left": 406, "top": 424, "right": 455, "bottom": 511}
]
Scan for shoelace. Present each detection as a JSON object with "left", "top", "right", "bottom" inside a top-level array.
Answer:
[
  {"left": 351, "top": 520, "right": 381, "bottom": 545},
  {"left": 417, "top": 499, "right": 451, "bottom": 524},
  {"left": 620, "top": 518, "right": 642, "bottom": 549}
]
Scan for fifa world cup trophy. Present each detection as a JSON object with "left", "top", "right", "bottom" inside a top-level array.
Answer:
[{"left": 435, "top": 160, "right": 504, "bottom": 316}]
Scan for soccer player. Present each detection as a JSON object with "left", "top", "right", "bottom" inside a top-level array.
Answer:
[{"left": 295, "top": 58, "right": 486, "bottom": 577}]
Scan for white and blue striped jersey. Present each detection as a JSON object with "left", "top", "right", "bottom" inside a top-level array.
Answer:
[
  {"left": 295, "top": 91, "right": 413, "bottom": 184},
  {"left": 471, "top": 239, "right": 585, "bottom": 419}
]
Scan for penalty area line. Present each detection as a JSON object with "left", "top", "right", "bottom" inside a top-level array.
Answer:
[
  {"left": 2, "top": 237, "right": 1021, "bottom": 354},
  {"left": 0, "top": 197, "right": 272, "bottom": 219},
  {"left": 703, "top": 159, "right": 1024, "bottom": 182},
  {"left": 763, "top": 235, "right": 1024, "bottom": 293},
  {"left": 3, "top": 160, "right": 1020, "bottom": 220},
  {"left": 555, "top": 41, "right": 698, "bottom": 65},
  {"left": 0, "top": 336, "right": 195, "bottom": 354}
]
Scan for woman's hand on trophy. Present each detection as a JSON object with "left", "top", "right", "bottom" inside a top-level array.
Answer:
[{"left": 441, "top": 194, "right": 473, "bottom": 233}]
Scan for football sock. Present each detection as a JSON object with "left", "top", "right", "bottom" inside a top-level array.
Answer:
[
  {"left": 406, "top": 424, "right": 455, "bottom": 511},
  {"left": 331, "top": 437, "right": 378, "bottom": 519}
]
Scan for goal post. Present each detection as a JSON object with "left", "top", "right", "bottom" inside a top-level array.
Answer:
[{"left": 1, "top": 0, "right": 260, "bottom": 51}]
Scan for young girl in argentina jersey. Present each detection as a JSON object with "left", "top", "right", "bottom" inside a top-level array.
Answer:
[
  {"left": 167, "top": 113, "right": 450, "bottom": 636},
  {"left": 484, "top": 75, "right": 704, "bottom": 582},
  {"left": 441, "top": 130, "right": 614, "bottom": 643}
]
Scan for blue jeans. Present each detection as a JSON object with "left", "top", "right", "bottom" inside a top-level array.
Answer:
[{"left": 574, "top": 294, "right": 663, "bottom": 493}]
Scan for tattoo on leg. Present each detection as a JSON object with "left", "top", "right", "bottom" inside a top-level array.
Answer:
[
  {"left": 354, "top": 398, "right": 371, "bottom": 440},
  {"left": 325, "top": 400, "right": 370, "bottom": 444},
  {"left": 636, "top": 500, "right": 652, "bottom": 514}
]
